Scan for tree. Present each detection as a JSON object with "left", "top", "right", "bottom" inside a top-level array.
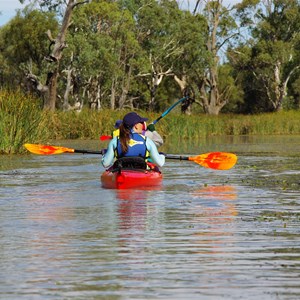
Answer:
[
  {"left": 0, "top": 9, "right": 58, "bottom": 92},
  {"left": 232, "top": 0, "right": 300, "bottom": 112},
  {"left": 19, "top": 0, "right": 89, "bottom": 111},
  {"left": 191, "top": 0, "right": 239, "bottom": 115},
  {"left": 65, "top": 0, "right": 142, "bottom": 110},
  {"left": 134, "top": 0, "right": 191, "bottom": 110},
  {"left": 170, "top": 10, "right": 208, "bottom": 114}
]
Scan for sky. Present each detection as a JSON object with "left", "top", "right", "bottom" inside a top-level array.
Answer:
[
  {"left": 0, "top": 0, "right": 241, "bottom": 27},
  {"left": 0, "top": 0, "right": 27, "bottom": 26}
]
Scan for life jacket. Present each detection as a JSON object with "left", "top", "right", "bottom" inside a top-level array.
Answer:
[
  {"left": 112, "top": 129, "right": 119, "bottom": 138},
  {"left": 115, "top": 132, "right": 150, "bottom": 159}
]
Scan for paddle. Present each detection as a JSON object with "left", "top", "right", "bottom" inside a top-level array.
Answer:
[
  {"left": 24, "top": 143, "right": 103, "bottom": 155},
  {"left": 151, "top": 96, "right": 188, "bottom": 125},
  {"left": 24, "top": 144, "right": 237, "bottom": 170},
  {"left": 99, "top": 96, "right": 189, "bottom": 141},
  {"left": 165, "top": 152, "right": 237, "bottom": 170}
]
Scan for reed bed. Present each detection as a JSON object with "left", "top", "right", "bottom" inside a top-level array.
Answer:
[
  {"left": 0, "top": 89, "right": 50, "bottom": 154},
  {"left": 1, "top": 89, "right": 299, "bottom": 154},
  {"left": 47, "top": 109, "right": 300, "bottom": 140},
  {"left": 163, "top": 112, "right": 300, "bottom": 140}
]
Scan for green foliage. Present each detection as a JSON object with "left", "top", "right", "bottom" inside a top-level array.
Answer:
[
  {"left": 232, "top": 0, "right": 300, "bottom": 112},
  {"left": 1, "top": 0, "right": 300, "bottom": 115},
  {"left": 159, "top": 111, "right": 299, "bottom": 138},
  {"left": 172, "top": 11, "right": 209, "bottom": 75},
  {"left": 1, "top": 9, "right": 58, "bottom": 71},
  {"left": 38, "top": 109, "right": 300, "bottom": 141},
  {"left": 63, "top": 0, "right": 142, "bottom": 108},
  {"left": 0, "top": 88, "right": 298, "bottom": 155},
  {"left": 0, "top": 8, "right": 59, "bottom": 95},
  {"left": 0, "top": 89, "right": 50, "bottom": 154},
  {"left": 218, "top": 63, "right": 244, "bottom": 113}
]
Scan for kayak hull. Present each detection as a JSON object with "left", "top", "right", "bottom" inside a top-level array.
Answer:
[{"left": 101, "top": 168, "right": 163, "bottom": 189}]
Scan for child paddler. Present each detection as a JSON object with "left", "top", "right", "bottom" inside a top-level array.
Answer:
[
  {"left": 112, "top": 119, "right": 163, "bottom": 148},
  {"left": 102, "top": 112, "right": 165, "bottom": 169}
]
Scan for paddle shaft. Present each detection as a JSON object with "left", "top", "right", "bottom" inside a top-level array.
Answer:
[
  {"left": 99, "top": 96, "right": 188, "bottom": 140},
  {"left": 165, "top": 154, "right": 189, "bottom": 161},
  {"left": 152, "top": 96, "right": 188, "bottom": 125},
  {"left": 80, "top": 152, "right": 187, "bottom": 159},
  {"left": 74, "top": 149, "right": 103, "bottom": 155}
]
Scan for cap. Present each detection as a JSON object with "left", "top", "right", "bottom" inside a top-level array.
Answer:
[
  {"left": 114, "top": 120, "right": 122, "bottom": 128},
  {"left": 123, "top": 112, "right": 148, "bottom": 128}
]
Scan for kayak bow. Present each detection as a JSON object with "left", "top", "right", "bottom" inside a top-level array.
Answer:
[
  {"left": 101, "top": 157, "right": 162, "bottom": 189},
  {"left": 101, "top": 168, "right": 162, "bottom": 189}
]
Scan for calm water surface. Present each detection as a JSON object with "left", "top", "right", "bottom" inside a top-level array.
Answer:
[{"left": 0, "top": 136, "right": 299, "bottom": 300}]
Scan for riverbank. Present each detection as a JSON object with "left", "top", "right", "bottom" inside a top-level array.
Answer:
[
  {"left": 1, "top": 89, "right": 300, "bottom": 154},
  {"left": 50, "top": 108, "right": 300, "bottom": 139}
]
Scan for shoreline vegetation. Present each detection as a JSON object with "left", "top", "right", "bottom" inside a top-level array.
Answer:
[{"left": 1, "top": 90, "right": 300, "bottom": 154}]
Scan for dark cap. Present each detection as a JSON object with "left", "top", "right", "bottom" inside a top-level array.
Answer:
[
  {"left": 114, "top": 120, "right": 122, "bottom": 128},
  {"left": 123, "top": 112, "right": 148, "bottom": 128}
]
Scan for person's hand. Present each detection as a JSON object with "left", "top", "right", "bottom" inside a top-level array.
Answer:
[
  {"left": 147, "top": 123, "right": 155, "bottom": 132},
  {"left": 101, "top": 149, "right": 107, "bottom": 155}
]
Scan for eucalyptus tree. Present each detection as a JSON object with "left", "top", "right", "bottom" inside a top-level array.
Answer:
[
  {"left": 65, "top": 0, "right": 141, "bottom": 110},
  {"left": 290, "top": 77, "right": 300, "bottom": 109},
  {"left": 0, "top": 9, "right": 58, "bottom": 94},
  {"left": 232, "top": 0, "right": 300, "bottom": 112},
  {"left": 18, "top": 0, "right": 90, "bottom": 111},
  {"left": 170, "top": 10, "right": 209, "bottom": 113},
  {"left": 133, "top": 0, "right": 193, "bottom": 110},
  {"left": 191, "top": 0, "right": 239, "bottom": 115}
]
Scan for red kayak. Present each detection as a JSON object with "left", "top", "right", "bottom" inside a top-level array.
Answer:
[{"left": 101, "top": 157, "right": 162, "bottom": 189}]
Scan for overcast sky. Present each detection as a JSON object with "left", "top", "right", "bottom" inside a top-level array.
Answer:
[{"left": 0, "top": 0, "right": 241, "bottom": 27}]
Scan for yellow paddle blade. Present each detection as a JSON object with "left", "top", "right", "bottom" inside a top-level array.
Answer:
[
  {"left": 189, "top": 152, "right": 238, "bottom": 170},
  {"left": 24, "top": 144, "right": 75, "bottom": 155}
]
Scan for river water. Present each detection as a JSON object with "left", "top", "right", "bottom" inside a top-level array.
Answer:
[{"left": 0, "top": 135, "right": 299, "bottom": 300}]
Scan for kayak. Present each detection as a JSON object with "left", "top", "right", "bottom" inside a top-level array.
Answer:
[
  {"left": 101, "top": 168, "right": 162, "bottom": 189},
  {"left": 101, "top": 157, "right": 163, "bottom": 189}
]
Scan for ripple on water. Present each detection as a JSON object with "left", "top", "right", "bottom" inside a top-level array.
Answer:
[{"left": 1, "top": 138, "right": 300, "bottom": 299}]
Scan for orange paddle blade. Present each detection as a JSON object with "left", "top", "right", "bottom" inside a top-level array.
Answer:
[
  {"left": 189, "top": 152, "right": 237, "bottom": 170},
  {"left": 24, "top": 144, "right": 75, "bottom": 155}
]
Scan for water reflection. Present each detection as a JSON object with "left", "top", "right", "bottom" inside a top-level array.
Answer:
[
  {"left": 187, "top": 185, "right": 238, "bottom": 255},
  {"left": 1, "top": 136, "right": 300, "bottom": 299},
  {"left": 26, "top": 189, "right": 76, "bottom": 222},
  {"left": 190, "top": 185, "right": 237, "bottom": 219},
  {"left": 114, "top": 187, "right": 161, "bottom": 235},
  {"left": 116, "top": 190, "right": 148, "bottom": 229},
  {"left": 115, "top": 187, "right": 160, "bottom": 201}
]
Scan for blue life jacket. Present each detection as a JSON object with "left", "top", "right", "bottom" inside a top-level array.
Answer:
[{"left": 115, "top": 132, "right": 149, "bottom": 159}]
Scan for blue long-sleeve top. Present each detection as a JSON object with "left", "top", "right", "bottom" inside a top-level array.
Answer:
[{"left": 101, "top": 136, "right": 165, "bottom": 169}]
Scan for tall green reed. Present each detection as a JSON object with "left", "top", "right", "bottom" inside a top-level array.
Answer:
[
  {"left": 47, "top": 110, "right": 300, "bottom": 140},
  {"left": 0, "top": 89, "right": 49, "bottom": 154},
  {"left": 1, "top": 88, "right": 299, "bottom": 156},
  {"left": 47, "top": 109, "right": 127, "bottom": 139}
]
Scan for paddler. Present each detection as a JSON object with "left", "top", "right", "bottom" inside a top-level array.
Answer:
[
  {"left": 102, "top": 112, "right": 165, "bottom": 168},
  {"left": 112, "top": 119, "right": 163, "bottom": 147}
]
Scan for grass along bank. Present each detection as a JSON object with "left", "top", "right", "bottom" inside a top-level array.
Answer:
[
  {"left": 45, "top": 109, "right": 300, "bottom": 141},
  {"left": 0, "top": 89, "right": 50, "bottom": 154},
  {"left": 163, "top": 111, "right": 300, "bottom": 140},
  {"left": 1, "top": 89, "right": 300, "bottom": 154},
  {"left": 42, "top": 110, "right": 300, "bottom": 140}
]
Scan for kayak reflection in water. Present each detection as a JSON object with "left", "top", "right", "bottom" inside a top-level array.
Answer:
[{"left": 101, "top": 112, "right": 165, "bottom": 169}]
